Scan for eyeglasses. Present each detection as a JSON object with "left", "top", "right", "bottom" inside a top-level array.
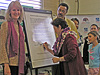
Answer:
[{"left": 58, "top": 9, "right": 66, "bottom": 13}]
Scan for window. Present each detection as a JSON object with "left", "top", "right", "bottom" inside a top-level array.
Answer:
[
  {"left": 0, "top": 0, "right": 16, "bottom": 9},
  {"left": 20, "top": 0, "right": 42, "bottom": 9},
  {"left": 0, "top": 0, "right": 42, "bottom": 9}
]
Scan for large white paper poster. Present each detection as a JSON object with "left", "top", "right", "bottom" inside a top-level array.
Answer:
[
  {"left": 24, "top": 8, "right": 56, "bottom": 68},
  {"left": 67, "top": 15, "right": 100, "bottom": 38}
]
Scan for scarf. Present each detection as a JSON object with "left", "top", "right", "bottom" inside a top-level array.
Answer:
[
  {"left": 8, "top": 21, "right": 25, "bottom": 75},
  {"left": 53, "top": 27, "right": 77, "bottom": 55}
]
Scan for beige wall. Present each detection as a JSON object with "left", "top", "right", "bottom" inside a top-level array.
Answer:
[
  {"left": 79, "top": 0, "right": 100, "bottom": 14},
  {"left": 43, "top": 0, "right": 59, "bottom": 16},
  {"left": 44, "top": 0, "right": 100, "bottom": 15},
  {"left": 64, "top": 0, "right": 100, "bottom": 14}
]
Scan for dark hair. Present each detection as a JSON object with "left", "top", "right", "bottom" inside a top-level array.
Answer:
[
  {"left": 71, "top": 18, "right": 79, "bottom": 25},
  {"left": 58, "top": 3, "right": 69, "bottom": 11},
  {"left": 90, "top": 24, "right": 98, "bottom": 29},
  {"left": 88, "top": 31, "right": 99, "bottom": 40},
  {"left": 51, "top": 18, "right": 68, "bottom": 29}
]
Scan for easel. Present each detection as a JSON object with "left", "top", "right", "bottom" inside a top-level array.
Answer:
[{"left": 22, "top": 7, "right": 56, "bottom": 75}]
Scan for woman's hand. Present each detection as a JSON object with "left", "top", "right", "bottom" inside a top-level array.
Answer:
[
  {"left": 52, "top": 57, "right": 60, "bottom": 63},
  {"left": 43, "top": 42, "right": 54, "bottom": 55},
  {"left": 4, "top": 64, "right": 11, "bottom": 75},
  {"left": 52, "top": 57, "right": 65, "bottom": 63},
  {"left": 43, "top": 42, "right": 49, "bottom": 50}
]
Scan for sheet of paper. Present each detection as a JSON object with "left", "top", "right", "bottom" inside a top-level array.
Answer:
[{"left": 24, "top": 10, "right": 57, "bottom": 68}]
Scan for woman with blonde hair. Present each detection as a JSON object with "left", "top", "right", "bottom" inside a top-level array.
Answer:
[{"left": 0, "top": 1, "right": 25, "bottom": 75}]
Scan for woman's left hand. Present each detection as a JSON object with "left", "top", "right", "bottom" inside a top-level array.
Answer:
[
  {"left": 52, "top": 57, "right": 60, "bottom": 63},
  {"left": 4, "top": 64, "right": 11, "bottom": 75}
]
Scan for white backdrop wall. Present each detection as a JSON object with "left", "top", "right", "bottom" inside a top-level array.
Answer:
[{"left": 67, "top": 15, "right": 100, "bottom": 38}]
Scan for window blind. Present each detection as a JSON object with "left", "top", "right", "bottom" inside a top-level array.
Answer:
[
  {"left": 20, "top": 0, "right": 42, "bottom": 9},
  {"left": 0, "top": 0, "right": 42, "bottom": 9},
  {"left": 0, "top": 0, "right": 16, "bottom": 9}
]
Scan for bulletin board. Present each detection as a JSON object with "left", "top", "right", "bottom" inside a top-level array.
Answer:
[
  {"left": 23, "top": 8, "right": 56, "bottom": 68},
  {"left": 67, "top": 15, "right": 100, "bottom": 38}
]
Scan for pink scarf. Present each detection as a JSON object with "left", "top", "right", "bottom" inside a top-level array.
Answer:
[
  {"left": 8, "top": 21, "right": 25, "bottom": 75},
  {"left": 53, "top": 27, "right": 77, "bottom": 55}
]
